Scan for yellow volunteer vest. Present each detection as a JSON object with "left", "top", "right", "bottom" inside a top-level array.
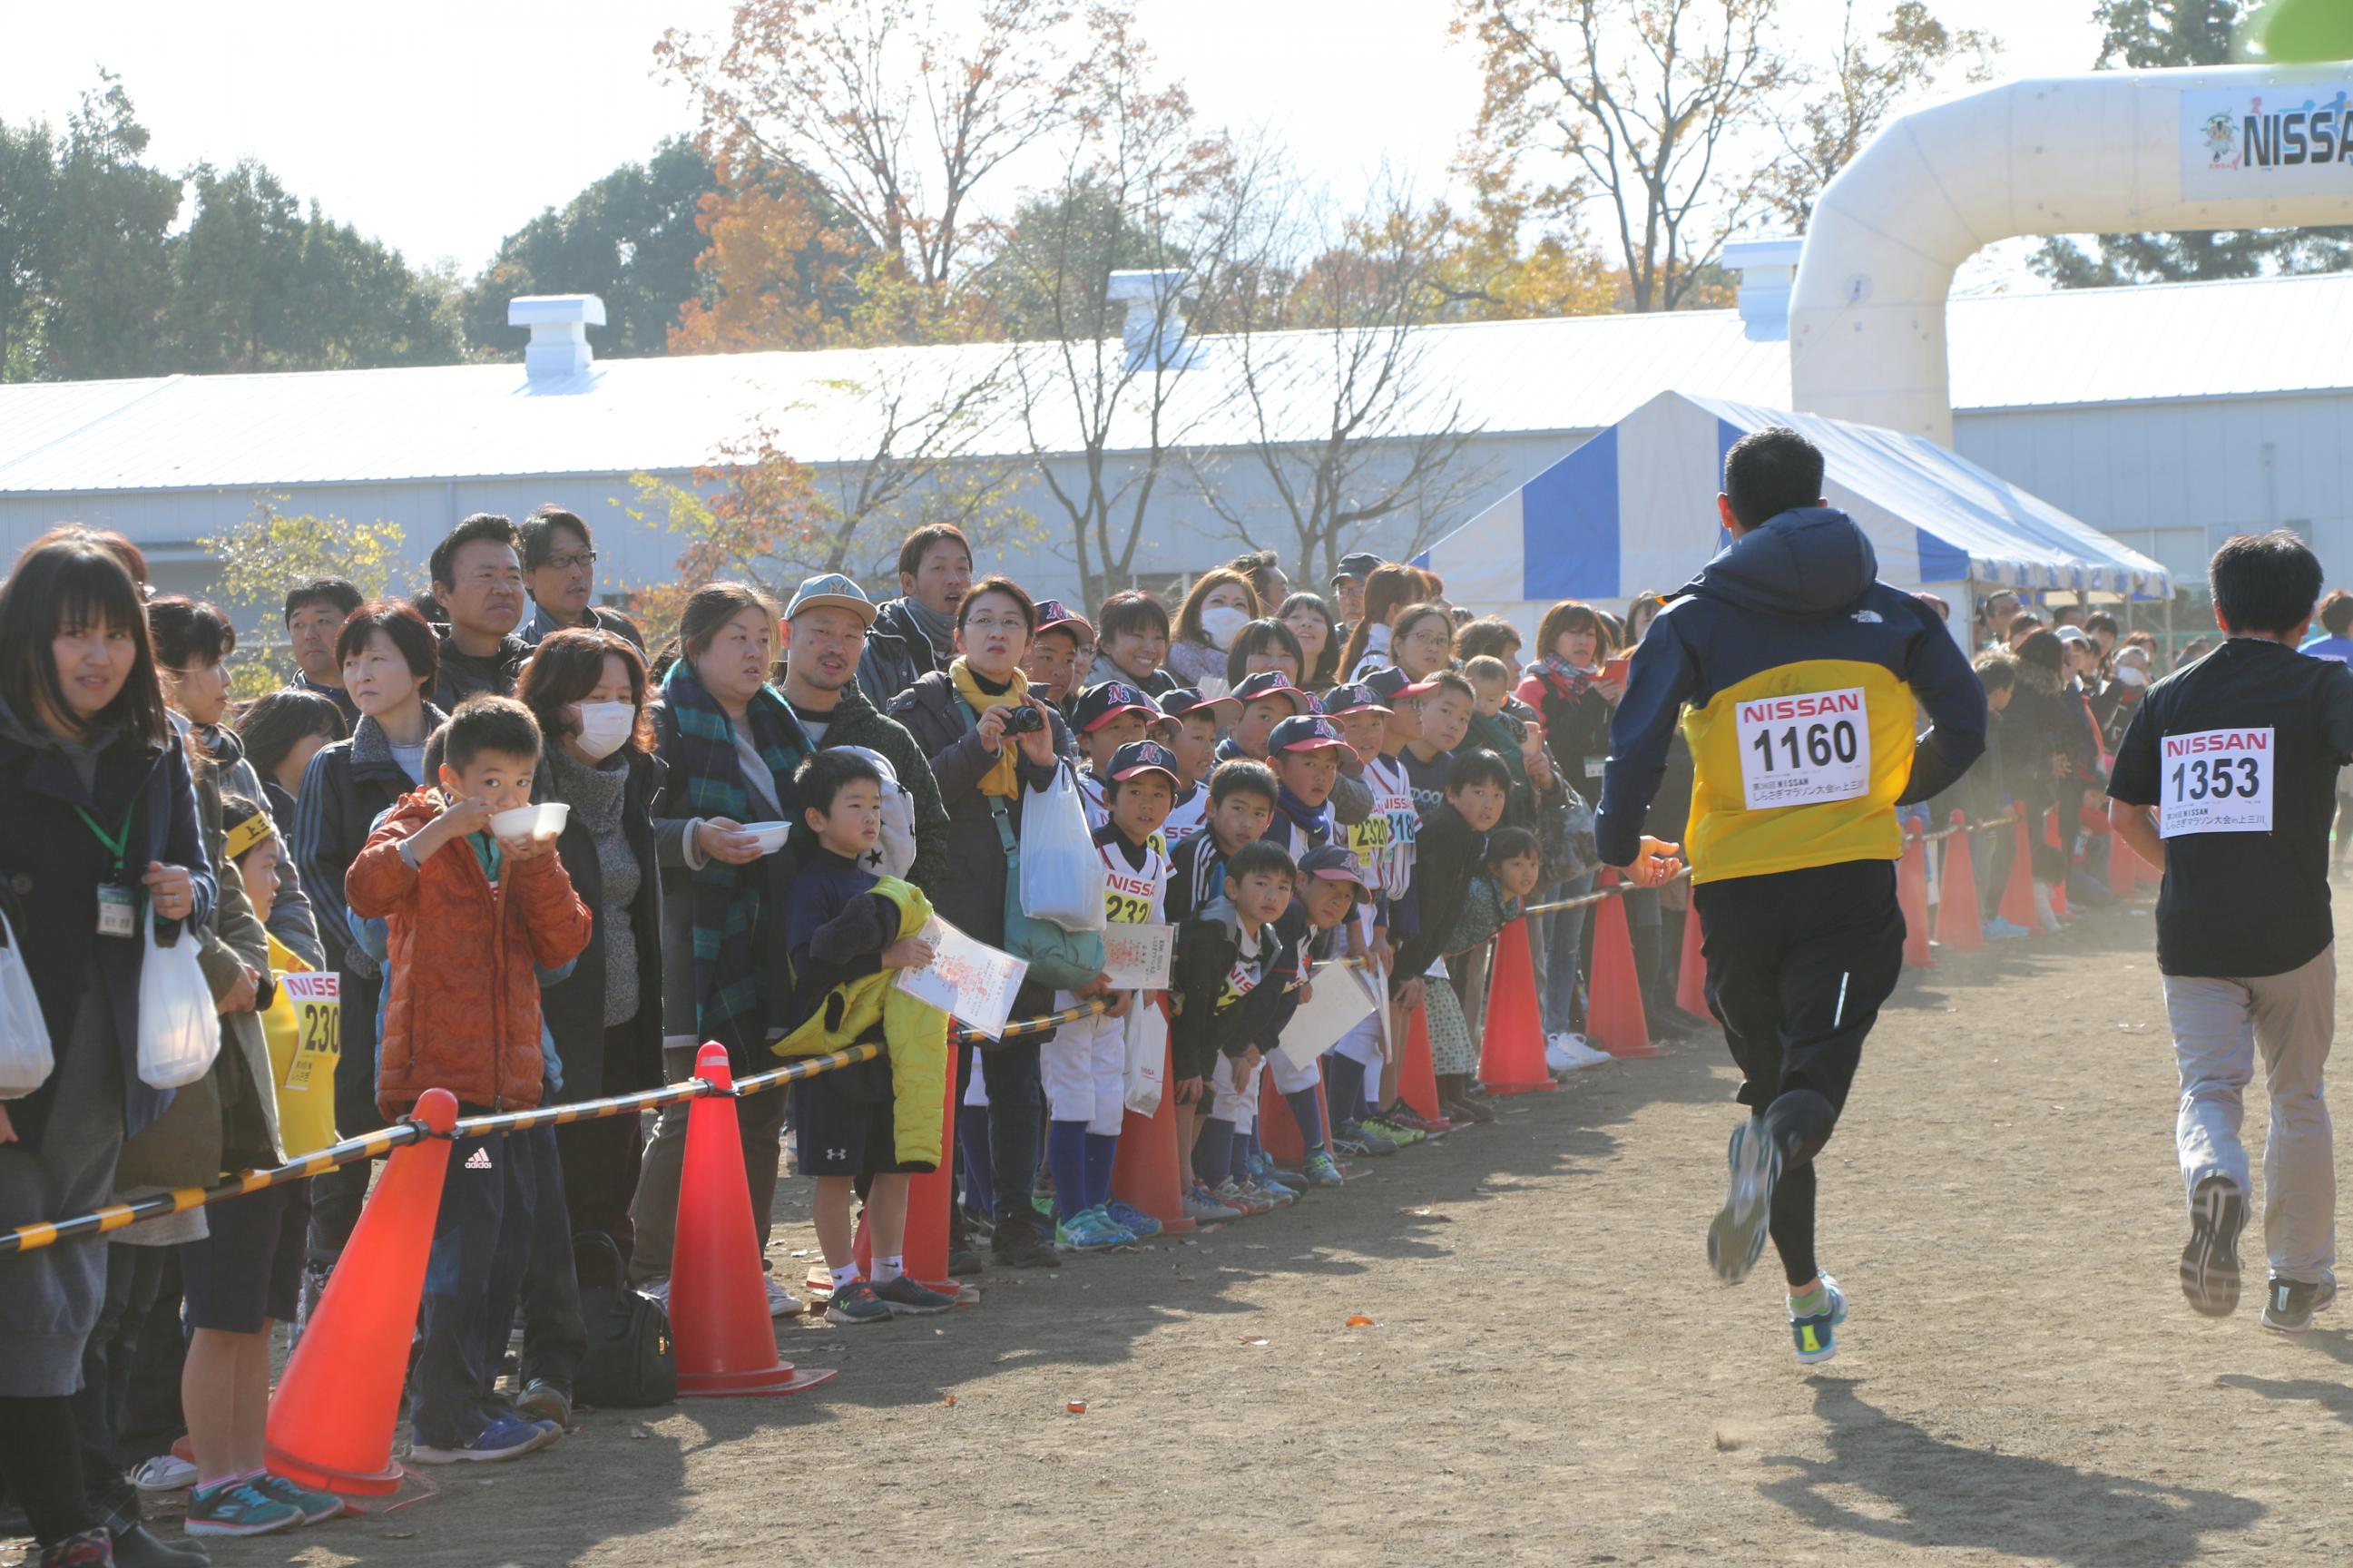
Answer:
[
  {"left": 1679, "top": 659, "right": 1917, "bottom": 884},
  {"left": 260, "top": 933, "right": 340, "bottom": 1157}
]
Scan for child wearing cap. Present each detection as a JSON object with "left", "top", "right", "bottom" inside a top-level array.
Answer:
[
  {"left": 1169, "top": 840, "right": 1299, "bottom": 1221},
  {"left": 1250, "top": 844, "right": 1377, "bottom": 1194},
  {"left": 1391, "top": 749, "right": 1517, "bottom": 1126},
  {"left": 1070, "top": 681, "right": 1162, "bottom": 831},
  {"left": 1154, "top": 688, "right": 1236, "bottom": 848},
  {"left": 1038, "top": 740, "right": 1181, "bottom": 1250},
  {"left": 1217, "top": 671, "right": 1311, "bottom": 764},
  {"left": 1169, "top": 758, "right": 1278, "bottom": 927},
  {"left": 1024, "top": 600, "right": 1093, "bottom": 711}
]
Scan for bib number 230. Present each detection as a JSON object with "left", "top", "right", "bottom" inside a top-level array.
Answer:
[
  {"left": 2160, "top": 727, "right": 2272, "bottom": 837},
  {"left": 1736, "top": 688, "right": 1869, "bottom": 809}
]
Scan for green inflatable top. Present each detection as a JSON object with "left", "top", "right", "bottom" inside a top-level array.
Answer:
[{"left": 2241, "top": 0, "right": 2353, "bottom": 63}]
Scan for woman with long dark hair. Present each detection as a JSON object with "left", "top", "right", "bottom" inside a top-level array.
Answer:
[
  {"left": 0, "top": 535, "right": 212, "bottom": 1568},
  {"left": 1338, "top": 564, "right": 1443, "bottom": 681},
  {"left": 230, "top": 689, "right": 346, "bottom": 823},
  {"left": 1280, "top": 592, "right": 1341, "bottom": 689},
  {"left": 625, "top": 585, "right": 810, "bottom": 1313}
]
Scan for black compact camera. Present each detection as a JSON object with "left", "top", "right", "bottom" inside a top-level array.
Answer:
[{"left": 1002, "top": 704, "right": 1046, "bottom": 736}]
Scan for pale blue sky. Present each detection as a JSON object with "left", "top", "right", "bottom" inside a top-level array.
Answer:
[{"left": 0, "top": 1, "right": 2102, "bottom": 278}]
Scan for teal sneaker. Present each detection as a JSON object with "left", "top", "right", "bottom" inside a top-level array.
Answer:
[
  {"left": 253, "top": 1470, "right": 345, "bottom": 1524},
  {"left": 1362, "top": 1113, "right": 1427, "bottom": 1147},
  {"left": 184, "top": 1477, "right": 302, "bottom": 1537},
  {"left": 1055, "top": 1205, "right": 1129, "bottom": 1250},
  {"left": 1103, "top": 1198, "right": 1162, "bottom": 1240},
  {"left": 1789, "top": 1273, "right": 1848, "bottom": 1365},
  {"left": 1298, "top": 1152, "right": 1345, "bottom": 1189},
  {"left": 1707, "top": 1118, "right": 1781, "bottom": 1286}
]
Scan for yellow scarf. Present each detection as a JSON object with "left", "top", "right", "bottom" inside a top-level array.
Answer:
[{"left": 950, "top": 656, "right": 1031, "bottom": 799}]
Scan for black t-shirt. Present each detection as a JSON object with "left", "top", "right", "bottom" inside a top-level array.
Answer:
[{"left": 2108, "top": 637, "right": 2353, "bottom": 977}]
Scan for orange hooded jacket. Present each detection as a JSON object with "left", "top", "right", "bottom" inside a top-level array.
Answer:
[{"left": 347, "top": 789, "right": 594, "bottom": 1117}]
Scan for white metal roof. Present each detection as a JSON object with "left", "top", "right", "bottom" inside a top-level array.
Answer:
[{"left": 0, "top": 272, "right": 2343, "bottom": 496}]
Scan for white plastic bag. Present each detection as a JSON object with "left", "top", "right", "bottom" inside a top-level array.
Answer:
[
  {"left": 1122, "top": 1000, "right": 1166, "bottom": 1118},
  {"left": 0, "top": 909, "right": 54, "bottom": 1099},
  {"left": 137, "top": 916, "right": 219, "bottom": 1090},
  {"left": 1020, "top": 761, "right": 1106, "bottom": 934}
]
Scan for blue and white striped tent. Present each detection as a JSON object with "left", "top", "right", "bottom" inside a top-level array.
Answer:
[{"left": 1418, "top": 389, "right": 2172, "bottom": 630}]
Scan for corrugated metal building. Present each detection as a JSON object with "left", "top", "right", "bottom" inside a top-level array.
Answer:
[{"left": 0, "top": 270, "right": 2346, "bottom": 607}]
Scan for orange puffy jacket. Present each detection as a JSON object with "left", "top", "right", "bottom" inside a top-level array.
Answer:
[{"left": 347, "top": 789, "right": 594, "bottom": 1117}]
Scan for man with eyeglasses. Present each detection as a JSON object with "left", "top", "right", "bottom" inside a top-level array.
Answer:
[
  {"left": 516, "top": 505, "right": 646, "bottom": 652},
  {"left": 426, "top": 512, "right": 531, "bottom": 710}
]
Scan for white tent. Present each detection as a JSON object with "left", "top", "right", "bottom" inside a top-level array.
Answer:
[{"left": 1417, "top": 389, "right": 2172, "bottom": 633}]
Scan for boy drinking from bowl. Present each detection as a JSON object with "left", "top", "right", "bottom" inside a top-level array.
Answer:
[{"left": 347, "top": 695, "right": 593, "bottom": 1464}]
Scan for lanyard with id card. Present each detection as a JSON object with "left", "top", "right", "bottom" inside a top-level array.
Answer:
[{"left": 75, "top": 801, "right": 139, "bottom": 938}]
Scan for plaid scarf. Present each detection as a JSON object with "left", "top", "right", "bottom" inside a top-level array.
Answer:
[
  {"left": 662, "top": 659, "right": 812, "bottom": 1054},
  {"left": 1530, "top": 652, "right": 1598, "bottom": 699}
]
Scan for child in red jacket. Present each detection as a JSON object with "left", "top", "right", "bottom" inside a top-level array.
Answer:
[{"left": 347, "top": 696, "right": 591, "bottom": 1465}]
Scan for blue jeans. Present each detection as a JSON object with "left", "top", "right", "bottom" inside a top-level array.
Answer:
[
  {"left": 411, "top": 1127, "right": 535, "bottom": 1447},
  {"left": 516, "top": 1123, "right": 586, "bottom": 1394},
  {"left": 1541, "top": 876, "right": 1596, "bottom": 1035}
]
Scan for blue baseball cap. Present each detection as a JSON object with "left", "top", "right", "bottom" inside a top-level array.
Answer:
[
  {"left": 1333, "top": 552, "right": 1384, "bottom": 585},
  {"left": 1231, "top": 670, "right": 1309, "bottom": 715},
  {"left": 1363, "top": 665, "right": 1437, "bottom": 702},
  {"left": 783, "top": 573, "right": 877, "bottom": 626},
  {"left": 1320, "top": 681, "right": 1391, "bottom": 717},
  {"left": 1034, "top": 599, "right": 1094, "bottom": 642},
  {"left": 1298, "top": 842, "right": 1372, "bottom": 900},
  {"left": 1155, "top": 686, "right": 1240, "bottom": 726},
  {"left": 1107, "top": 740, "right": 1181, "bottom": 784},
  {"left": 1267, "top": 714, "right": 1349, "bottom": 755},
  {"left": 1072, "top": 681, "right": 1162, "bottom": 733}
]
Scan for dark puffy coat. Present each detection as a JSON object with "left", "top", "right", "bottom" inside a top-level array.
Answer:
[
  {"left": 855, "top": 597, "right": 950, "bottom": 710},
  {"left": 887, "top": 670, "right": 1077, "bottom": 948},
  {"left": 535, "top": 746, "right": 665, "bottom": 1100},
  {"left": 0, "top": 700, "right": 215, "bottom": 1152}
]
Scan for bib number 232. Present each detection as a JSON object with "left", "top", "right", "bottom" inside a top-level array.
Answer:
[
  {"left": 1736, "top": 689, "right": 1869, "bottom": 809},
  {"left": 2160, "top": 727, "right": 2272, "bottom": 837}
]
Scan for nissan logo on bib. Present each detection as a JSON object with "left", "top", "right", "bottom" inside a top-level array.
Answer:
[
  {"left": 1735, "top": 688, "right": 1869, "bottom": 809},
  {"left": 2160, "top": 726, "right": 2274, "bottom": 837}
]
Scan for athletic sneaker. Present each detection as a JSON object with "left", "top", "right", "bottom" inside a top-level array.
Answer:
[
  {"left": 2180, "top": 1169, "right": 2247, "bottom": 1318},
  {"left": 636, "top": 1277, "right": 672, "bottom": 1308},
  {"left": 1240, "top": 1177, "right": 1295, "bottom": 1210},
  {"left": 1707, "top": 1118, "right": 1781, "bottom": 1286},
  {"left": 1297, "top": 1152, "right": 1345, "bottom": 1189},
  {"left": 1982, "top": 916, "right": 2031, "bottom": 941},
  {"left": 1788, "top": 1273, "right": 1850, "bottom": 1365},
  {"left": 824, "top": 1279, "right": 893, "bottom": 1325},
  {"left": 1244, "top": 1152, "right": 1303, "bottom": 1200},
  {"left": 1331, "top": 1122, "right": 1397, "bottom": 1158},
  {"left": 513, "top": 1377, "right": 572, "bottom": 1427},
  {"left": 1212, "top": 1180, "right": 1269, "bottom": 1217},
  {"left": 408, "top": 1410, "right": 560, "bottom": 1465},
  {"left": 131, "top": 1455, "right": 197, "bottom": 1494},
  {"left": 183, "top": 1479, "right": 301, "bottom": 1537},
  {"left": 1361, "top": 1114, "right": 1426, "bottom": 1148},
  {"left": 251, "top": 1472, "right": 345, "bottom": 1524},
  {"left": 1055, "top": 1206, "right": 1131, "bottom": 1250},
  {"left": 1443, "top": 1094, "right": 1495, "bottom": 1126},
  {"left": 1104, "top": 1198, "right": 1163, "bottom": 1239},
  {"left": 1381, "top": 1104, "right": 1449, "bottom": 1137},
  {"left": 1182, "top": 1182, "right": 1243, "bottom": 1223},
  {"left": 765, "top": 1276, "right": 804, "bottom": 1318},
  {"left": 872, "top": 1275, "right": 959, "bottom": 1316},
  {"left": 2260, "top": 1274, "right": 2338, "bottom": 1333}
]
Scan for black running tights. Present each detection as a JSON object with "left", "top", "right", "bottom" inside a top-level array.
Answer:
[{"left": 0, "top": 1394, "right": 99, "bottom": 1544}]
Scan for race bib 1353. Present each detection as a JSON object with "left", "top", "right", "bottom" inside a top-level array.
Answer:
[
  {"left": 2161, "top": 726, "right": 2273, "bottom": 837},
  {"left": 1735, "top": 689, "right": 1869, "bottom": 809}
]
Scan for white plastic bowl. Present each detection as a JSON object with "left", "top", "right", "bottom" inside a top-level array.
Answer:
[
  {"left": 488, "top": 802, "right": 570, "bottom": 840},
  {"left": 742, "top": 821, "right": 791, "bottom": 855}
]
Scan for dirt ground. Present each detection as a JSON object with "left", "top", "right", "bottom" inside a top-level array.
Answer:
[{"left": 32, "top": 895, "right": 2353, "bottom": 1568}]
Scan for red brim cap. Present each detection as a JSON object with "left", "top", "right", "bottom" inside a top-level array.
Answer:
[
  {"left": 1109, "top": 762, "right": 1180, "bottom": 783},
  {"left": 1309, "top": 867, "right": 1373, "bottom": 900},
  {"left": 1276, "top": 735, "right": 1350, "bottom": 753},
  {"left": 1083, "top": 703, "right": 1162, "bottom": 731}
]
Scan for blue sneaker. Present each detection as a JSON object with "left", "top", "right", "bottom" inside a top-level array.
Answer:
[
  {"left": 184, "top": 1477, "right": 302, "bottom": 1536},
  {"left": 1055, "top": 1205, "right": 1130, "bottom": 1250},
  {"left": 1707, "top": 1118, "right": 1781, "bottom": 1286},
  {"left": 1789, "top": 1274, "right": 1848, "bottom": 1365},
  {"left": 409, "top": 1409, "right": 560, "bottom": 1465},
  {"left": 1104, "top": 1198, "right": 1162, "bottom": 1239},
  {"left": 1983, "top": 916, "right": 2031, "bottom": 941},
  {"left": 1298, "top": 1152, "right": 1345, "bottom": 1189}
]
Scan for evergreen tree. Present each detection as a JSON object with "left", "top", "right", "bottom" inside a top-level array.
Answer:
[{"left": 2034, "top": 0, "right": 2353, "bottom": 286}]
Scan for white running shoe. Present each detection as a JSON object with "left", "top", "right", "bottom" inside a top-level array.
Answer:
[
  {"left": 765, "top": 1276, "right": 804, "bottom": 1318},
  {"left": 132, "top": 1455, "right": 197, "bottom": 1494}
]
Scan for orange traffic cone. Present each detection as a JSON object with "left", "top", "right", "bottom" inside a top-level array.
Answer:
[
  {"left": 1999, "top": 816, "right": 2038, "bottom": 930},
  {"left": 1898, "top": 824, "right": 1935, "bottom": 967},
  {"left": 671, "top": 1044, "right": 833, "bottom": 1397},
  {"left": 1478, "top": 918, "right": 1556, "bottom": 1094},
  {"left": 1935, "top": 812, "right": 1985, "bottom": 952},
  {"left": 1112, "top": 1011, "right": 1196, "bottom": 1235},
  {"left": 1398, "top": 1004, "right": 1448, "bottom": 1123},
  {"left": 265, "top": 1089, "right": 458, "bottom": 1497},
  {"left": 853, "top": 1041, "right": 964, "bottom": 1297},
  {"left": 1674, "top": 897, "right": 1710, "bottom": 1017},
  {"left": 1260, "top": 1066, "right": 1306, "bottom": 1161},
  {"left": 1587, "top": 876, "right": 1659, "bottom": 1059}
]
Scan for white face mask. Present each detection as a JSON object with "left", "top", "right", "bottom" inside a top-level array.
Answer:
[
  {"left": 1201, "top": 604, "right": 1250, "bottom": 652},
  {"left": 2114, "top": 663, "right": 2148, "bottom": 689},
  {"left": 571, "top": 701, "right": 635, "bottom": 760}
]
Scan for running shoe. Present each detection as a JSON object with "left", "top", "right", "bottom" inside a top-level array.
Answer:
[
  {"left": 1244, "top": 1152, "right": 1303, "bottom": 1199},
  {"left": 1298, "top": 1152, "right": 1346, "bottom": 1189},
  {"left": 1054, "top": 1206, "right": 1130, "bottom": 1250},
  {"left": 1104, "top": 1198, "right": 1163, "bottom": 1239},
  {"left": 183, "top": 1480, "right": 301, "bottom": 1537},
  {"left": 636, "top": 1277, "right": 672, "bottom": 1308},
  {"left": 1331, "top": 1122, "right": 1398, "bottom": 1158},
  {"left": 1788, "top": 1273, "right": 1850, "bottom": 1366},
  {"left": 251, "top": 1472, "right": 345, "bottom": 1524},
  {"left": 1240, "top": 1177, "right": 1296, "bottom": 1210},
  {"left": 513, "top": 1378, "right": 572, "bottom": 1427},
  {"left": 2260, "top": 1273, "right": 2338, "bottom": 1333},
  {"left": 765, "top": 1276, "right": 805, "bottom": 1318},
  {"left": 1982, "top": 916, "right": 2030, "bottom": 941},
  {"left": 824, "top": 1279, "right": 893, "bottom": 1325},
  {"left": 990, "top": 1213, "right": 1064, "bottom": 1269},
  {"left": 1212, "top": 1180, "right": 1269, "bottom": 1216},
  {"left": 1361, "top": 1114, "right": 1427, "bottom": 1147},
  {"left": 131, "top": 1455, "right": 197, "bottom": 1494},
  {"left": 872, "top": 1275, "right": 960, "bottom": 1316},
  {"left": 1443, "top": 1094, "right": 1495, "bottom": 1126},
  {"left": 408, "top": 1410, "right": 560, "bottom": 1465},
  {"left": 1182, "top": 1182, "right": 1243, "bottom": 1223},
  {"left": 2181, "top": 1169, "right": 2247, "bottom": 1318},
  {"left": 1707, "top": 1117, "right": 1781, "bottom": 1286},
  {"left": 1381, "top": 1103, "right": 1449, "bottom": 1137}
]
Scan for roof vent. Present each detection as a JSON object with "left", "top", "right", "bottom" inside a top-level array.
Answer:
[
  {"left": 508, "top": 294, "right": 605, "bottom": 384},
  {"left": 1105, "top": 270, "right": 1200, "bottom": 371},
  {"left": 1721, "top": 238, "right": 1804, "bottom": 342}
]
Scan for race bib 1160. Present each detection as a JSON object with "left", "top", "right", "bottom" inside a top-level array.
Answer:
[
  {"left": 2161, "top": 727, "right": 2273, "bottom": 837},
  {"left": 1735, "top": 689, "right": 1869, "bottom": 809}
]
